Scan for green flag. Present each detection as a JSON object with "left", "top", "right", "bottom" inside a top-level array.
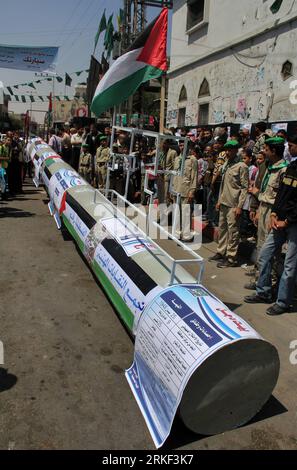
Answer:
[
  {"left": 270, "top": 0, "right": 283, "bottom": 13},
  {"left": 6, "top": 86, "right": 13, "bottom": 95},
  {"left": 39, "top": 96, "right": 44, "bottom": 102},
  {"left": 56, "top": 76, "right": 63, "bottom": 83},
  {"left": 15, "top": 96, "right": 19, "bottom": 102},
  {"left": 14, "top": 85, "right": 19, "bottom": 89},
  {"left": 104, "top": 14, "right": 114, "bottom": 48},
  {"left": 29, "top": 95, "right": 35, "bottom": 102},
  {"left": 55, "top": 96, "right": 61, "bottom": 101},
  {"left": 28, "top": 82, "right": 36, "bottom": 89},
  {"left": 94, "top": 9, "right": 107, "bottom": 52},
  {"left": 21, "top": 95, "right": 26, "bottom": 103}
]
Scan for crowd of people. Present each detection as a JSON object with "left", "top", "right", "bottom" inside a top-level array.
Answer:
[
  {"left": 1, "top": 120, "right": 296, "bottom": 316},
  {"left": 0, "top": 130, "right": 29, "bottom": 197}
]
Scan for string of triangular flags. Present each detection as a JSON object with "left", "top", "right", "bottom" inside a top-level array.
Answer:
[
  {"left": 8, "top": 95, "right": 72, "bottom": 103},
  {"left": 5, "top": 69, "right": 89, "bottom": 96}
]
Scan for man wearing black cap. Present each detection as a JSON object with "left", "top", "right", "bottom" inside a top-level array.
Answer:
[
  {"left": 95, "top": 136, "right": 110, "bottom": 190},
  {"left": 245, "top": 135, "right": 297, "bottom": 315},
  {"left": 209, "top": 140, "right": 249, "bottom": 268}
]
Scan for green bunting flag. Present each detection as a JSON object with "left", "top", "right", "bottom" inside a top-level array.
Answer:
[
  {"left": 76, "top": 71, "right": 83, "bottom": 76},
  {"left": 55, "top": 96, "right": 61, "bottom": 101},
  {"left": 14, "top": 85, "right": 19, "bottom": 89},
  {"left": 39, "top": 96, "right": 44, "bottom": 101},
  {"left": 104, "top": 14, "right": 114, "bottom": 47},
  {"left": 28, "top": 82, "right": 36, "bottom": 89},
  {"left": 64, "top": 96, "right": 70, "bottom": 101},
  {"left": 15, "top": 96, "right": 19, "bottom": 101},
  {"left": 56, "top": 76, "right": 63, "bottom": 83},
  {"left": 21, "top": 95, "right": 26, "bottom": 103},
  {"left": 270, "top": 0, "right": 283, "bottom": 13},
  {"left": 65, "top": 73, "right": 72, "bottom": 86},
  {"left": 29, "top": 95, "right": 35, "bottom": 102},
  {"left": 6, "top": 86, "right": 13, "bottom": 95},
  {"left": 94, "top": 9, "right": 107, "bottom": 52}
]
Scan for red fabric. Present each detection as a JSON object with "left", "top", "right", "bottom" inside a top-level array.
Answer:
[
  {"left": 137, "top": 8, "right": 168, "bottom": 71},
  {"left": 59, "top": 191, "right": 67, "bottom": 215}
]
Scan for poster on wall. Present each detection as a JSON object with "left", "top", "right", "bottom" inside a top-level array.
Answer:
[
  {"left": 240, "top": 123, "right": 252, "bottom": 132},
  {"left": 271, "top": 123, "right": 288, "bottom": 134}
]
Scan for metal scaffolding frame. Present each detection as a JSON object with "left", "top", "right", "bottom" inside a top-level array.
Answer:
[{"left": 100, "top": 126, "right": 204, "bottom": 286}]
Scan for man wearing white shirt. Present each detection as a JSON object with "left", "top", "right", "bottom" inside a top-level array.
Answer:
[{"left": 71, "top": 127, "right": 84, "bottom": 171}]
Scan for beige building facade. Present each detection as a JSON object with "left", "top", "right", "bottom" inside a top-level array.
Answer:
[{"left": 167, "top": 0, "right": 297, "bottom": 127}]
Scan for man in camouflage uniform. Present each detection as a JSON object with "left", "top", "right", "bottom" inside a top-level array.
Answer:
[
  {"left": 172, "top": 150, "right": 198, "bottom": 242},
  {"left": 256, "top": 138, "right": 288, "bottom": 251},
  {"left": 157, "top": 140, "right": 177, "bottom": 204},
  {"left": 78, "top": 144, "right": 92, "bottom": 183},
  {"left": 95, "top": 136, "right": 110, "bottom": 190},
  {"left": 252, "top": 121, "right": 267, "bottom": 158},
  {"left": 209, "top": 138, "right": 227, "bottom": 225},
  {"left": 209, "top": 140, "right": 249, "bottom": 267},
  {"left": 244, "top": 137, "right": 296, "bottom": 308},
  {"left": 245, "top": 137, "right": 288, "bottom": 290}
]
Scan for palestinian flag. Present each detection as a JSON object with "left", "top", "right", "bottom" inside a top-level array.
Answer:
[{"left": 91, "top": 8, "right": 168, "bottom": 117}]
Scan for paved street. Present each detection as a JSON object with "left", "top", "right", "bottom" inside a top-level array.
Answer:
[{"left": 0, "top": 183, "right": 296, "bottom": 450}]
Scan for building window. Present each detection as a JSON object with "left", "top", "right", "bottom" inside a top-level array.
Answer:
[
  {"left": 198, "top": 79, "right": 210, "bottom": 98},
  {"left": 198, "top": 103, "right": 209, "bottom": 125},
  {"left": 281, "top": 61, "right": 293, "bottom": 80},
  {"left": 179, "top": 85, "right": 187, "bottom": 102},
  {"left": 187, "top": 0, "right": 205, "bottom": 31},
  {"left": 178, "top": 107, "right": 186, "bottom": 127}
]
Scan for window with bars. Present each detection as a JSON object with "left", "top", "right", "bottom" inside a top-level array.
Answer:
[
  {"left": 178, "top": 107, "right": 186, "bottom": 127},
  {"left": 198, "top": 103, "right": 209, "bottom": 126}
]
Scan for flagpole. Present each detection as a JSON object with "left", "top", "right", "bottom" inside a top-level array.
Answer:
[
  {"left": 112, "top": 105, "right": 116, "bottom": 127},
  {"left": 159, "top": 73, "right": 166, "bottom": 134},
  {"left": 52, "top": 77, "right": 56, "bottom": 130}
]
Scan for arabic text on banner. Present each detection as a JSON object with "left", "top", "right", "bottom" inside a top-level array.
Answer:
[{"left": 0, "top": 44, "right": 59, "bottom": 72}]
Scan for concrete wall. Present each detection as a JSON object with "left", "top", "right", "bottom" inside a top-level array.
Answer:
[{"left": 167, "top": 0, "right": 297, "bottom": 126}]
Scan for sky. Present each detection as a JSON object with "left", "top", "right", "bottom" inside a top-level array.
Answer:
[{"left": 0, "top": 0, "right": 171, "bottom": 123}]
